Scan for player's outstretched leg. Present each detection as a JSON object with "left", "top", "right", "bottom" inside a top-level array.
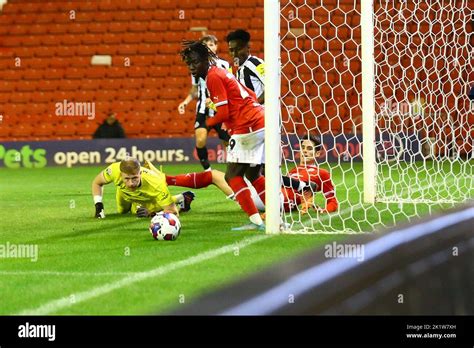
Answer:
[
  {"left": 166, "top": 171, "right": 213, "bottom": 188},
  {"left": 225, "top": 163, "right": 265, "bottom": 231}
]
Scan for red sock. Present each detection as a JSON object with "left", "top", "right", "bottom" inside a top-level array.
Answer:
[
  {"left": 228, "top": 176, "right": 258, "bottom": 217},
  {"left": 251, "top": 175, "right": 266, "bottom": 205},
  {"left": 165, "top": 171, "right": 212, "bottom": 188}
]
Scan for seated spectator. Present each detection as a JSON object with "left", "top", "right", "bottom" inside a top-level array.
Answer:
[{"left": 93, "top": 113, "right": 126, "bottom": 139}]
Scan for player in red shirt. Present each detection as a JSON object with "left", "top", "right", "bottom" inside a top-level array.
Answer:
[
  {"left": 282, "top": 134, "right": 338, "bottom": 214},
  {"left": 181, "top": 41, "right": 266, "bottom": 231}
]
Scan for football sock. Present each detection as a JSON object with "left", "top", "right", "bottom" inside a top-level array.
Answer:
[
  {"left": 249, "top": 213, "right": 264, "bottom": 226},
  {"left": 166, "top": 171, "right": 212, "bottom": 188},
  {"left": 228, "top": 176, "right": 259, "bottom": 217},
  {"left": 251, "top": 175, "right": 266, "bottom": 205},
  {"left": 282, "top": 175, "right": 307, "bottom": 192},
  {"left": 196, "top": 146, "right": 210, "bottom": 170}
]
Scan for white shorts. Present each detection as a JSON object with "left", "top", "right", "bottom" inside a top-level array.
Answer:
[{"left": 226, "top": 128, "right": 265, "bottom": 165}]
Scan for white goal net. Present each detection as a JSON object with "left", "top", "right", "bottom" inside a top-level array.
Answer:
[{"left": 273, "top": 0, "right": 473, "bottom": 233}]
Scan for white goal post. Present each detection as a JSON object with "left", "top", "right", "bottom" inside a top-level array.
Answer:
[{"left": 264, "top": 0, "right": 282, "bottom": 234}]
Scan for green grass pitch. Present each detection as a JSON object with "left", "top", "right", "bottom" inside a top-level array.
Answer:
[{"left": 0, "top": 162, "right": 471, "bottom": 314}]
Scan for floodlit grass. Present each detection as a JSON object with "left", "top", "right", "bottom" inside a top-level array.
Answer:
[{"left": 0, "top": 161, "right": 472, "bottom": 314}]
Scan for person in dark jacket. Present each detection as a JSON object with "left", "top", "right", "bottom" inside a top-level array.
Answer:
[{"left": 93, "top": 113, "right": 126, "bottom": 139}]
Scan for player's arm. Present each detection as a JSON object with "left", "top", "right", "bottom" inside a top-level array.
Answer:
[
  {"left": 319, "top": 170, "right": 338, "bottom": 213},
  {"left": 254, "top": 61, "right": 265, "bottom": 104},
  {"left": 91, "top": 171, "right": 109, "bottom": 218},
  {"left": 206, "top": 73, "right": 230, "bottom": 127},
  {"left": 178, "top": 79, "right": 198, "bottom": 114}
]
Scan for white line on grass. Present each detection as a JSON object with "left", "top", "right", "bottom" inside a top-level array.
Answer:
[
  {"left": 15, "top": 234, "right": 271, "bottom": 315},
  {"left": 0, "top": 270, "right": 137, "bottom": 277},
  {"left": 290, "top": 176, "right": 458, "bottom": 235}
]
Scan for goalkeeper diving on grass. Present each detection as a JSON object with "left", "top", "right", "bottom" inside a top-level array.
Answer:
[{"left": 91, "top": 157, "right": 232, "bottom": 218}]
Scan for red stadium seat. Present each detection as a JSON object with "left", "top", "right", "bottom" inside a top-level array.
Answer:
[
  {"left": 193, "top": 9, "right": 210, "bottom": 20},
  {"left": 117, "top": 44, "right": 139, "bottom": 55},
  {"left": 142, "top": 77, "right": 160, "bottom": 89},
  {"left": 76, "top": 122, "right": 94, "bottom": 138},
  {"left": 149, "top": 21, "right": 168, "bottom": 32},
  {"left": 11, "top": 124, "right": 34, "bottom": 138},
  {"left": 86, "top": 67, "right": 107, "bottom": 79},
  {"left": 119, "top": 78, "right": 143, "bottom": 89},
  {"left": 209, "top": 19, "right": 229, "bottom": 31},
  {"left": 55, "top": 123, "right": 77, "bottom": 137},
  {"left": 0, "top": 92, "right": 10, "bottom": 103},
  {"left": 169, "top": 66, "right": 188, "bottom": 77},
  {"left": 133, "top": 10, "right": 153, "bottom": 21},
  {"left": 0, "top": 81, "right": 10, "bottom": 92},
  {"left": 68, "top": 23, "right": 87, "bottom": 34},
  {"left": 157, "top": 0, "right": 176, "bottom": 10},
  {"left": 140, "top": 89, "right": 159, "bottom": 100},
  {"left": 124, "top": 121, "right": 144, "bottom": 137},
  {"left": 199, "top": 0, "right": 217, "bottom": 8},
  {"left": 65, "top": 68, "right": 85, "bottom": 79},
  {"left": 117, "top": 89, "right": 139, "bottom": 101},
  {"left": 127, "top": 66, "right": 147, "bottom": 78},
  {"left": 9, "top": 25, "right": 28, "bottom": 35},
  {"left": 230, "top": 18, "right": 250, "bottom": 30},
  {"left": 17, "top": 81, "right": 35, "bottom": 92},
  {"left": 169, "top": 20, "right": 189, "bottom": 31},
  {"left": 133, "top": 100, "right": 155, "bottom": 112},
  {"left": 107, "top": 67, "right": 127, "bottom": 79}
]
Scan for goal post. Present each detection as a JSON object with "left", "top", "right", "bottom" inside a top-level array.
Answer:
[
  {"left": 361, "top": 0, "right": 377, "bottom": 204},
  {"left": 264, "top": 0, "right": 282, "bottom": 234}
]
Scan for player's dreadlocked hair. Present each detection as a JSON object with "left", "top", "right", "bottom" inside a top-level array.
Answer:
[{"left": 180, "top": 40, "right": 217, "bottom": 65}]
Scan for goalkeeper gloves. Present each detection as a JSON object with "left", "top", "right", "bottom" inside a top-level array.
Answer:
[
  {"left": 136, "top": 206, "right": 156, "bottom": 218},
  {"left": 95, "top": 202, "right": 105, "bottom": 218}
]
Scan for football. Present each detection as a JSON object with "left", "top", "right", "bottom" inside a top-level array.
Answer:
[{"left": 149, "top": 212, "right": 181, "bottom": 241}]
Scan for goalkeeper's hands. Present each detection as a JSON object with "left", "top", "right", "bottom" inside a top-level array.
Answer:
[
  {"left": 95, "top": 202, "right": 105, "bottom": 218},
  {"left": 136, "top": 206, "right": 156, "bottom": 218},
  {"left": 300, "top": 202, "right": 328, "bottom": 215}
]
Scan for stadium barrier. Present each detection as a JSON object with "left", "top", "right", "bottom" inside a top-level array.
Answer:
[
  {"left": 0, "top": 132, "right": 424, "bottom": 168},
  {"left": 168, "top": 202, "right": 474, "bottom": 315}
]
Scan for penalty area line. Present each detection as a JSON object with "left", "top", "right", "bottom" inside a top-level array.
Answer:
[{"left": 15, "top": 234, "right": 271, "bottom": 315}]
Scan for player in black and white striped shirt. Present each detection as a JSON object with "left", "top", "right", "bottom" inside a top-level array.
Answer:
[
  {"left": 178, "top": 35, "right": 231, "bottom": 170},
  {"left": 226, "top": 29, "right": 265, "bottom": 104}
]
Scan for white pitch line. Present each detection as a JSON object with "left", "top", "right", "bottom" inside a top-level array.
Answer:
[
  {"left": 0, "top": 271, "right": 136, "bottom": 277},
  {"left": 15, "top": 235, "right": 271, "bottom": 315},
  {"left": 293, "top": 175, "right": 459, "bottom": 234}
]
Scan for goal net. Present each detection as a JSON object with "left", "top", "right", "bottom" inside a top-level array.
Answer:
[{"left": 270, "top": 0, "right": 474, "bottom": 233}]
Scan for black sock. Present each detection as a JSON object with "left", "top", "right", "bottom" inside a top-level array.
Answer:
[
  {"left": 282, "top": 175, "right": 304, "bottom": 191},
  {"left": 196, "top": 146, "right": 210, "bottom": 170}
]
